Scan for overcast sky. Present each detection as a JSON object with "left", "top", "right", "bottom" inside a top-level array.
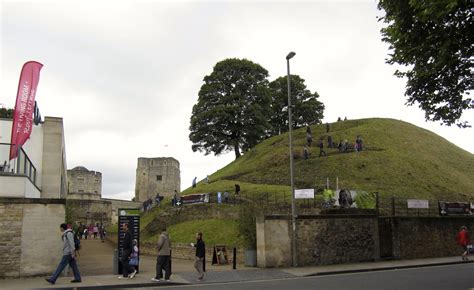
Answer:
[{"left": 1, "top": 0, "right": 473, "bottom": 200}]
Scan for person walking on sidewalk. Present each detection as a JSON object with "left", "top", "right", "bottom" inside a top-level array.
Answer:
[
  {"left": 152, "top": 228, "right": 171, "bottom": 282},
  {"left": 457, "top": 226, "right": 471, "bottom": 261},
  {"left": 118, "top": 223, "right": 137, "bottom": 279},
  {"left": 45, "top": 223, "right": 82, "bottom": 285},
  {"left": 191, "top": 232, "right": 206, "bottom": 281}
]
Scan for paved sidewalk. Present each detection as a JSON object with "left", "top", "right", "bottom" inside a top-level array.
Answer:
[{"left": 0, "top": 238, "right": 472, "bottom": 289}]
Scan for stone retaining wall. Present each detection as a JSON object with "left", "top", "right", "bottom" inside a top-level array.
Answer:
[
  {"left": 0, "top": 198, "right": 65, "bottom": 278},
  {"left": 391, "top": 216, "right": 474, "bottom": 259},
  {"left": 257, "top": 214, "right": 379, "bottom": 267}
]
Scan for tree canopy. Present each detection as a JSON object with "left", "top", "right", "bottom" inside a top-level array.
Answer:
[
  {"left": 0, "top": 107, "right": 14, "bottom": 119},
  {"left": 269, "top": 75, "right": 324, "bottom": 135},
  {"left": 378, "top": 0, "right": 473, "bottom": 127},
  {"left": 189, "top": 58, "right": 271, "bottom": 159}
]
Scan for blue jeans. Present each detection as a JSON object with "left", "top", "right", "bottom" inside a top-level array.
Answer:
[{"left": 49, "top": 254, "right": 81, "bottom": 282}]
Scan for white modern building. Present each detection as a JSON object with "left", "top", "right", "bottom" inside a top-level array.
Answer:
[{"left": 0, "top": 116, "right": 67, "bottom": 199}]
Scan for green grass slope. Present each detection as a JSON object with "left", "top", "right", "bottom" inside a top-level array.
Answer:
[{"left": 186, "top": 118, "right": 474, "bottom": 200}]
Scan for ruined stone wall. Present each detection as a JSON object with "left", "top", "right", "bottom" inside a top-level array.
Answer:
[
  {"left": 66, "top": 199, "right": 112, "bottom": 226},
  {"left": 135, "top": 157, "right": 180, "bottom": 202},
  {"left": 67, "top": 169, "right": 102, "bottom": 197}
]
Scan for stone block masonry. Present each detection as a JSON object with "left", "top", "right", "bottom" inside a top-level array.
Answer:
[
  {"left": 257, "top": 214, "right": 379, "bottom": 267},
  {"left": 135, "top": 157, "right": 180, "bottom": 202},
  {"left": 391, "top": 216, "right": 474, "bottom": 259},
  {"left": 0, "top": 198, "right": 65, "bottom": 278},
  {"left": 0, "top": 203, "right": 23, "bottom": 277},
  {"left": 296, "top": 215, "right": 379, "bottom": 266}
]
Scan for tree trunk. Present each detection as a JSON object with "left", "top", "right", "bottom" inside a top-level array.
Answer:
[{"left": 234, "top": 144, "right": 241, "bottom": 159}]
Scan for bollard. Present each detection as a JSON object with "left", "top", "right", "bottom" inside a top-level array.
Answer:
[
  {"left": 233, "top": 247, "right": 237, "bottom": 270},
  {"left": 170, "top": 249, "right": 172, "bottom": 274},
  {"left": 113, "top": 249, "right": 119, "bottom": 275}
]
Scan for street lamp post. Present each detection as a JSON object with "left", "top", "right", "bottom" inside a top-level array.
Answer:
[{"left": 286, "top": 51, "right": 297, "bottom": 267}]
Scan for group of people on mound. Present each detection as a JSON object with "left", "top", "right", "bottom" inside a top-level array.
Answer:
[{"left": 303, "top": 126, "right": 364, "bottom": 160}]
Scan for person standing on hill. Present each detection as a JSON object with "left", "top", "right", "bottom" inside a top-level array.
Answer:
[
  {"left": 306, "top": 126, "right": 313, "bottom": 146},
  {"left": 355, "top": 135, "right": 363, "bottom": 152},
  {"left": 318, "top": 138, "right": 326, "bottom": 157},
  {"left": 235, "top": 184, "right": 240, "bottom": 195},
  {"left": 152, "top": 228, "right": 171, "bottom": 282},
  {"left": 303, "top": 145, "right": 309, "bottom": 160},
  {"left": 327, "top": 135, "right": 333, "bottom": 148},
  {"left": 192, "top": 177, "right": 197, "bottom": 188},
  {"left": 191, "top": 232, "right": 206, "bottom": 281},
  {"left": 457, "top": 226, "right": 471, "bottom": 261},
  {"left": 45, "top": 223, "right": 82, "bottom": 285}
]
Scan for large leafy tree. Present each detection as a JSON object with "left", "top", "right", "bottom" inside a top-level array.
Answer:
[
  {"left": 0, "top": 107, "right": 14, "bottom": 119},
  {"left": 269, "top": 75, "right": 324, "bottom": 135},
  {"left": 378, "top": 0, "right": 473, "bottom": 127},
  {"left": 189, "top": 58, "right": 271, "bottom": 159}
]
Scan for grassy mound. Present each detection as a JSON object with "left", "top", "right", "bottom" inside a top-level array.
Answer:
[{"left": 185, "top": 118, "right": 474, "bottom": 200}]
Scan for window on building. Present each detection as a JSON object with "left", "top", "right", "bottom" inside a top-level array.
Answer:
[
  {"left": 156, "top": 175, "right": 162, "bottom": 181},
  {"left": 95, "top": 179, "right": 99, "bottom": 183},
  {"left": 78, "top": 190, "right": 84, "bottom": 193},
  {"left": 94, "top": 191, "right": 98, "bottom": 194}
]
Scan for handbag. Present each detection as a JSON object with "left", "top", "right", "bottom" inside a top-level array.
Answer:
[
  {"left": 129, "top": 256, "right": 139, "bottom": 266},
  {"left": 467, "top": 244, "right": 474, "bottom": 254}
]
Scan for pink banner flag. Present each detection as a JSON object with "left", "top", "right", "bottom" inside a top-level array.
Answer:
[{"left": 9, "top": 61, "right": 43, "bottom": 160}]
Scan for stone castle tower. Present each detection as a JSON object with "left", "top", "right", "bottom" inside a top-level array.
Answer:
[
  {"left": 67, "top": 166, "right": 102, "bottom": 200},
  {"left": 135, "top": 157, "right": 180, "bottom": 202}
]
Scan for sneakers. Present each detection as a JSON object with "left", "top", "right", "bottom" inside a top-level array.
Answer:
[
  {"left": 70, "top": 279, "right": 82, "bottom": 283},
  {"left": 45, "top": 278, "right": 55, "bottom": 285},
  {"left": 129, "top": 270, "right": 137, "bottom": 279},
  {"left": 118, "top": 276, "right": 129, "bottom": 279},
  {"left": 151, "top": 277, "right": 160, "bottom": 282}
]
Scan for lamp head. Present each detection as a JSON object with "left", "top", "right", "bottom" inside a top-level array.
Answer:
[{"left": 286, "top": 51, "right": 296, "bottom": 60}]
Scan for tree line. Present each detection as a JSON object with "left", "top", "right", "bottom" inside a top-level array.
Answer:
[{"left": 189, "top": 58, "right": 325, "bottom": 159}]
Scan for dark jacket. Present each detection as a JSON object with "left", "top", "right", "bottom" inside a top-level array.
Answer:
[
  {"left": 195, "top": 239, "right": 205, "bottom": 258},
  {"left": 122, "top": 230, "right": 133, "bottom": 253}
]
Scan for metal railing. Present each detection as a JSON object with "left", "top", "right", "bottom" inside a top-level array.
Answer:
[{"left": 0, "top": 142, "right": 38, "bottom": 187}]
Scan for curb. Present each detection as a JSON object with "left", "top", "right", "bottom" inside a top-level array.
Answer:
[
  {"left": 38, "top": 281, "right": 188, "bottom": 289},
  {"left": 305, "top": 260, "right": 474, "bottom": 277}
]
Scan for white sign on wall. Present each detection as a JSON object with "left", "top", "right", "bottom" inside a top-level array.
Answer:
[
  {"left": 407, "top": 199, "right": 429, "bottom": 209},
  {"left": 295, "top": 188, "right": 314, "bottom": 199}
]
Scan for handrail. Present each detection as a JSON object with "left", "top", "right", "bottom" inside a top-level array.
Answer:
[{"left": 0, "top": 143, "right": 38, "bottom": 187}]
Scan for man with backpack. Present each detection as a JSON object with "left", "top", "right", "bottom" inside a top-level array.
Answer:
[{"left": 45, "top": 223, "right": 82, "bottom": 285}]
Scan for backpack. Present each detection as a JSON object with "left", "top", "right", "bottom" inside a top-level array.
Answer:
[{"left": 73, "top": 232, "right": 81, "bottom": 251}]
